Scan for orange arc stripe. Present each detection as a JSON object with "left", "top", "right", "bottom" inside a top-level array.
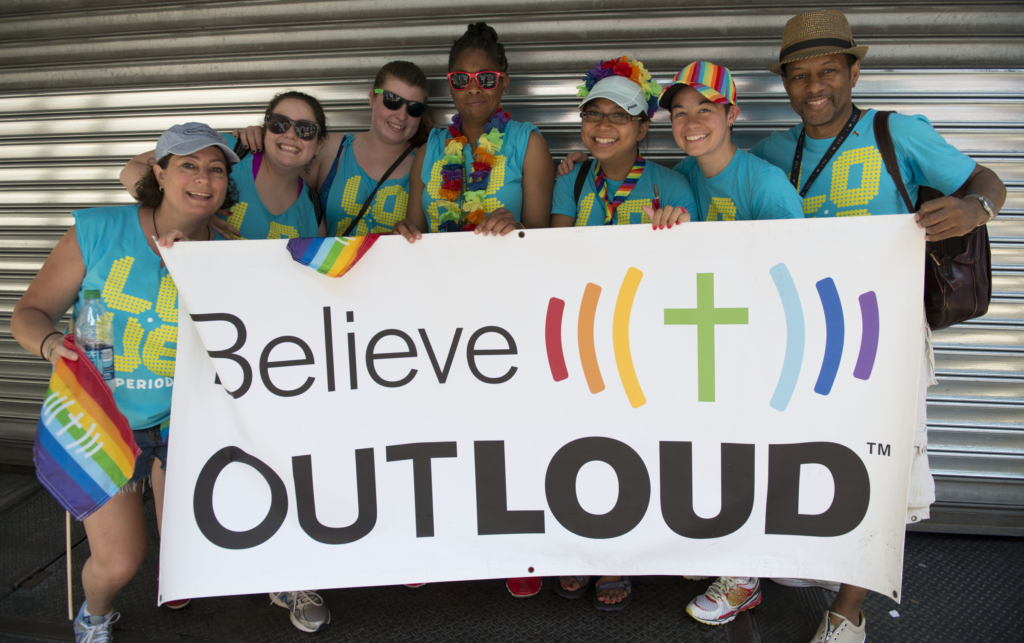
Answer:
[
  {"left": 613, "top": 267, "right": 646, "bottom": 408},
  {"left": 577, "top": 283, "right": 605, "bottom": 394}
]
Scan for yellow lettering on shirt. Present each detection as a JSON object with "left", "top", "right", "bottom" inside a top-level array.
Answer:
[
  {"left": 830, "top": 146, "right": 882, "bottom": 208},
  {"left": 103, "top": 256, "right": 152, "bottom": 314},
  {"left": 337, "top": 179, "right": 410, "bottom": 235},
  {"left": 426, "top": 155, "right": 507, "bottom": 232},
  {"left": 155, "top": 275, "right": 178, "bottom": 324},
  {"left": 142, "top": 324, "right": 177, "bottom": 377},
  {"left": 837, "top": 209, "right": 871, "bottom": 217},
  {"left": 227, "top": 202, "right": 248, "bottom": 238},
  {"left": 616, "top": 198, "right": 653, "bottom": 225},
  {"left": 267, "top": 222, "right": 299, "bottom": 239},
  {"left": 116, "top": 317, "right": 145, "bottom": 373},
  {"left": 803, "top": 194, "right": 827, "bottom": 217},
  {"left": 575, "top": 194, "right": 596, "bottom": 226},
  {"left": 707, "top": 198, "right": 738, "bottom": 221}
]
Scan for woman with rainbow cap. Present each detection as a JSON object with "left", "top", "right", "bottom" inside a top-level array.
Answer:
[
  {"left": 660, "top": 61, "right": 802, "bottom": 627},
  {"left": 551, "top": 56, "right": 697, "bottom": 231},
  {"left": 663, "top": 61, "right": 803, "bottom": 223}
]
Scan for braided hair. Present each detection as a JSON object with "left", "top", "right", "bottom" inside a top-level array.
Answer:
[{"left": 448, "top": 22, "right": 508, "bottom": 72}]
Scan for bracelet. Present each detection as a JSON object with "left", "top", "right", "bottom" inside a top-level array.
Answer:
[
  {"left": 46, "top": 337, "right": 61, "bottom": 361},
  {"left": 516, "top": 222, "right": 526, "bottom": 230},
  {"left": 39, "top": 331, "right": 62, "bottom": 360}
]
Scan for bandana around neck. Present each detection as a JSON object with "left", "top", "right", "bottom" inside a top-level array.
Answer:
[{"left": 593, "top": 155, "right": 646, "bottom": 225}]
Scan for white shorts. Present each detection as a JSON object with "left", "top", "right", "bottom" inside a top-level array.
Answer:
[{"left": 906, "top": 324, "right": 937, "bottom": 524}]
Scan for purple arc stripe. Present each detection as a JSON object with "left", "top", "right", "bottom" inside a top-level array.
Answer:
[{"left": 853, "top": 291, "right": 880, "bottom": 381}]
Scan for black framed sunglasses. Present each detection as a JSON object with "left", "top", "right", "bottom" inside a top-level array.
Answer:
[
  {"left": 447, "top": 71, "right": 505, "bottom": 91},
  {"left": 264, "top": 113, "right": 321, "bottom": 140},
  {"left": 374, "top": 89, "right": 427, "bottom": 118}
]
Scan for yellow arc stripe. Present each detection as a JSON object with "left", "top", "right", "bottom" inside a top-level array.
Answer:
[{"left": 613, "top": 267, "right": 646, "bottom": 408}]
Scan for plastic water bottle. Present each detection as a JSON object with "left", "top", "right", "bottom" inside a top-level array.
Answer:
[{"left": 74, "top": 290, "right": 115, "bottom": 390}]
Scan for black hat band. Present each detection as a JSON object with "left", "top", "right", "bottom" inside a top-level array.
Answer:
[{"left": 780, "top": 38, "right": 853, "bottom": 61}]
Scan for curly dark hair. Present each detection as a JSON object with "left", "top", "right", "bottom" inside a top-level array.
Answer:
[
  {"left": 134, "top": 151, "right": 239, "bottom": 211},
  {"left": 374, "top": 61, "right": 433, "bottom": 148},
  {"left": 449, "top": 22, "right": 508, "bottom": 72}
]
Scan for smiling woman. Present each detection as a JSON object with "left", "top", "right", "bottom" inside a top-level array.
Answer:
[
  {"left": 121, "top": 92, "right": 329, "bottom": 241},
  {"left": 11, "top": 123, "right": 236, "bottom": 643}
]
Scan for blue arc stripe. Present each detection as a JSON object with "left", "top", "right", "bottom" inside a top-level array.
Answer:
[
  {"left": 814, "top": 278, "right": 845, "bottom": 396},
  {"left": 769, "top": 263, "right": 805, "bottom": 412}
]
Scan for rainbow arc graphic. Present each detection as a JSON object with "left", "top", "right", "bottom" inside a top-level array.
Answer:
[
  {"left": 769, "top": 263, "right": 880, "bottom": 412},
  {"left": 546, "top": 267, "right": 647, "bottom": 408}
]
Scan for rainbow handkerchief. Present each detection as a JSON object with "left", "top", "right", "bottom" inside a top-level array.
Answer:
[{"left": 287, "top": 235, "right": 380, "bottom": 278}]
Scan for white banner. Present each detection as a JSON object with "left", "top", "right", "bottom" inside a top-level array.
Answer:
[{"left": 158, "top": 217, "right": 925, "bottom": 605}]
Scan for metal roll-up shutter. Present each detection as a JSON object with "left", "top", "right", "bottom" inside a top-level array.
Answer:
[{"left": 1, "top": 1, "right": 1021, "bottom": 534}]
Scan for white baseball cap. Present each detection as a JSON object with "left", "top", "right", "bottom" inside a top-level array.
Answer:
[{"left": 578, "top": 75, "right": 647, "bottom": 116}]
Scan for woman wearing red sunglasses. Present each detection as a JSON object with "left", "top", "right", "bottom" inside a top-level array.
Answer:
[
  {"left": 231, "top": 62, "right": 432, "bottom": 238},
  {"left": 121, "top": 91, "right": 328, "bottom": 241},
  {"left": 394, "top": 22, "right": 554, "bottom": 241}
]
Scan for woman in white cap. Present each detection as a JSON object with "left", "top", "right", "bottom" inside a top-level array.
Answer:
[
  {"left": 121, "top": 91, "right": 328, "bottom": 241},
  {"left": 12, "top": 123, "right": 236, "bottom": 643},
  {"left": 550, "top": 59, "right": 697, "bottom": 611},
  {"left": 551, "top": 57, "right": 696, "bottom": 232}
]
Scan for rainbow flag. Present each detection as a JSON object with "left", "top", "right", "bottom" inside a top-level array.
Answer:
[
  {"left": 287, "top": 235, "right": 380, "bottom": 278},
  {"left": 33, "top": 335, "right": 138, "bottom": 521}
]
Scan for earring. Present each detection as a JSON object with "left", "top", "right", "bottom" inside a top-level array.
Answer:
[{"left": 159, "top": 186, "right": 164, "bottom": 192}]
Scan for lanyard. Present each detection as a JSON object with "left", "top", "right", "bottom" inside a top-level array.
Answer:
[
  {"left": 790, "top": 106, "right": 861, "bottom": 197},
  {"left": 594, "top": 155, "right": 646, "bottom": 225}
]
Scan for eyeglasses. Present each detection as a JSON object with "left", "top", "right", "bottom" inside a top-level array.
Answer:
[
  {"left": 265, "top": 113, "right": 321, "bottom": 141},
  {"left": 447, "top": 71, "right": 505, "bottom": 91},
  {"left": 374, "top": 89, "right": 427, "bottom": 118},
  {"left": 580, "top": 110, "right": 640, "bottom": 125}
]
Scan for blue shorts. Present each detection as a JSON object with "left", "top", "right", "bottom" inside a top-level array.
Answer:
[{"left": 129, "top": 424, "right": 168, "bottom": 484}]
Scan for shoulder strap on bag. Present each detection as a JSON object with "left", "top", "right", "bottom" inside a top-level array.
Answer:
[
  {"left": 308, "top": 185, "right": 323, "bottom": 226},
  {"left": 233, "top": 138, "right": 249, "bottom": 163},
  {"left": 340, "top": 144, "right": 415, "bottom": 237},
  {"left": 873, "top": 111, "right": 915, "bottom": 214},
  {"left": 574, "top": 159, "right": 593, "bottom": 205}
]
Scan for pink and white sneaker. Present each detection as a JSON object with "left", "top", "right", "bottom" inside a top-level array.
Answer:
[{"left": 686, "top": 576, "right": 761, "bottom": 625}]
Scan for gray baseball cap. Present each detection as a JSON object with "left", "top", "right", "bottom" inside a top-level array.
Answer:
[
  {"left": 579, "top": 75, "right": 647, "bottom": 116},
  {"left": 155, "top": 122, "right": 240, "bottom": 164}
]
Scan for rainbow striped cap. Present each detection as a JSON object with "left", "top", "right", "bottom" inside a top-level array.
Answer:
[{"left": 658, "top": 61, "right": 737, "bottom": 109}]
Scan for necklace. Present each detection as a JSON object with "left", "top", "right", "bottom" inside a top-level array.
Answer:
[
  {"left": 437, "top": 107, "right": 511, "bottom": 232},
  {"left": 593, "top": 155, "right": 646, "bottom": 225},
  {"left": 152, "top": 207, "right": 212, "bottom": 242}
]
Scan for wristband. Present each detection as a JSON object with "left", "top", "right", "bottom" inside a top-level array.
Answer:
[{"left": 39, "top": 331, "right": 62, "bottom": 360}]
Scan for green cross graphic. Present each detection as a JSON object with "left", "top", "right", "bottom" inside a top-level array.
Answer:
[{"left": 664, "top": 273, "right": 749, "bottom": 402}]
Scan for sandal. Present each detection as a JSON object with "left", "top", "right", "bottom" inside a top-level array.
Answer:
[
  {"left": 554, "top": 576, "right": 591, "bottom": 599},
  {"left": 593, "top": 576, "right": 632, "bottom": 612}
]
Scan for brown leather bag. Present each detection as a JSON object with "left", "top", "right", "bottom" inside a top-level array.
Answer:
[{"left": 873, "top": 111, "right": 992, "bottom": 331}]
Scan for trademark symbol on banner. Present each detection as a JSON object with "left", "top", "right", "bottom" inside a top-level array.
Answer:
[{"left": 866, "top": 442, "right": 891, "bottom": 456}]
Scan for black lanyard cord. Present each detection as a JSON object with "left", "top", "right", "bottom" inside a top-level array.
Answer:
[{"left": 790, "top": 105, "right": 861, "bottom": 198}]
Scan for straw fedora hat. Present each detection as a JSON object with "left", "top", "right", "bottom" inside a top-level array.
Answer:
[{"left": 768, "top": 9, "right": 868, "bottom": 75}]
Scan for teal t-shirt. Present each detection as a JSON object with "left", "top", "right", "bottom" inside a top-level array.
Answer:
[
  {"left": 553, "top": 159, "right": 698, "bottom": 225},
  {"left": 673, "top": 149, "right": 804, "bottom": 221},
  {"left": 321, "top": 133, "right": 412, "bottom": 236},
  {"left": 220, "top": 133, "right": 319, "bottom": 239},
  {"left": 749, "top": 109, "right": 976, "bottom": 218},
  {"left": 72, "top": 205, "right": 178, "bottom": 431},
  {"left": 419, "top": 120, "right": 539, "bottom": 231}
]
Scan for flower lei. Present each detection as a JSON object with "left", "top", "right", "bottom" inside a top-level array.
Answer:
[
  {"left": 437, "top": 107, "right": 512, "bottom": 232},
  {"left": 576, "top": 56, "right": 662, "bottom": 118}
]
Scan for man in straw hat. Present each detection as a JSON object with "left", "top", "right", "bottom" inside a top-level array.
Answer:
[{"left": 750, "top": 9, "right": 1007, "bottom": 643}]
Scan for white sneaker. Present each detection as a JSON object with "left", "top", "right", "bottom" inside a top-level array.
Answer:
[
  {"left": 270, "top": 590, "right": 331, "bottom": 632},
  {"left": 772, "top": 577, "right": 841, "bottom": 593},
  {"left": 810, "top": 610, "right": 866, "bottom": 643},
  {"left": 74, "top": 603, "right": 120, "bottom": 643},
  {"left": 686, "top": 576, "right": 761, "bottom": 625}
]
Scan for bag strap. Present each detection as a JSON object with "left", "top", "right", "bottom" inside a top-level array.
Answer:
[
  {"left": 574, "top": 159, "right": 593, "bottom": 205},
  {"left": 873, "top": 111, "right": 916, "bottom": 214},
  {"left": 233, "top": 137, "right": 249, "bottom": 162},
  {"left": 341, "top": 145, "right": 415, "bottom": 237},
  {"left": 308, "top": 185, "right": 323, "bottom": 226}
]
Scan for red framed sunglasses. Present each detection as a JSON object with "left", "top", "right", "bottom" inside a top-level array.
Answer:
[{"left": 447, "top": 71, "right": 506, "bottom": 91}]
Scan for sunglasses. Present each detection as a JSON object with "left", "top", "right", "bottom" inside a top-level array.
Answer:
[
  {"left": 447, "top": 71, "right": 505, "bottom": 91},
  {"left": 374, "top": 89, "right": 427, "bottom": 118},
  {"left": 265, "top": 113, "right": 321, "bottom": 141}
]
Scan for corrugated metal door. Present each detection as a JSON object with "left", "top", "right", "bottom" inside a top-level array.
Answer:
[{"left": 1, "top": 0, "right": 1021, "bottom": 534}]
